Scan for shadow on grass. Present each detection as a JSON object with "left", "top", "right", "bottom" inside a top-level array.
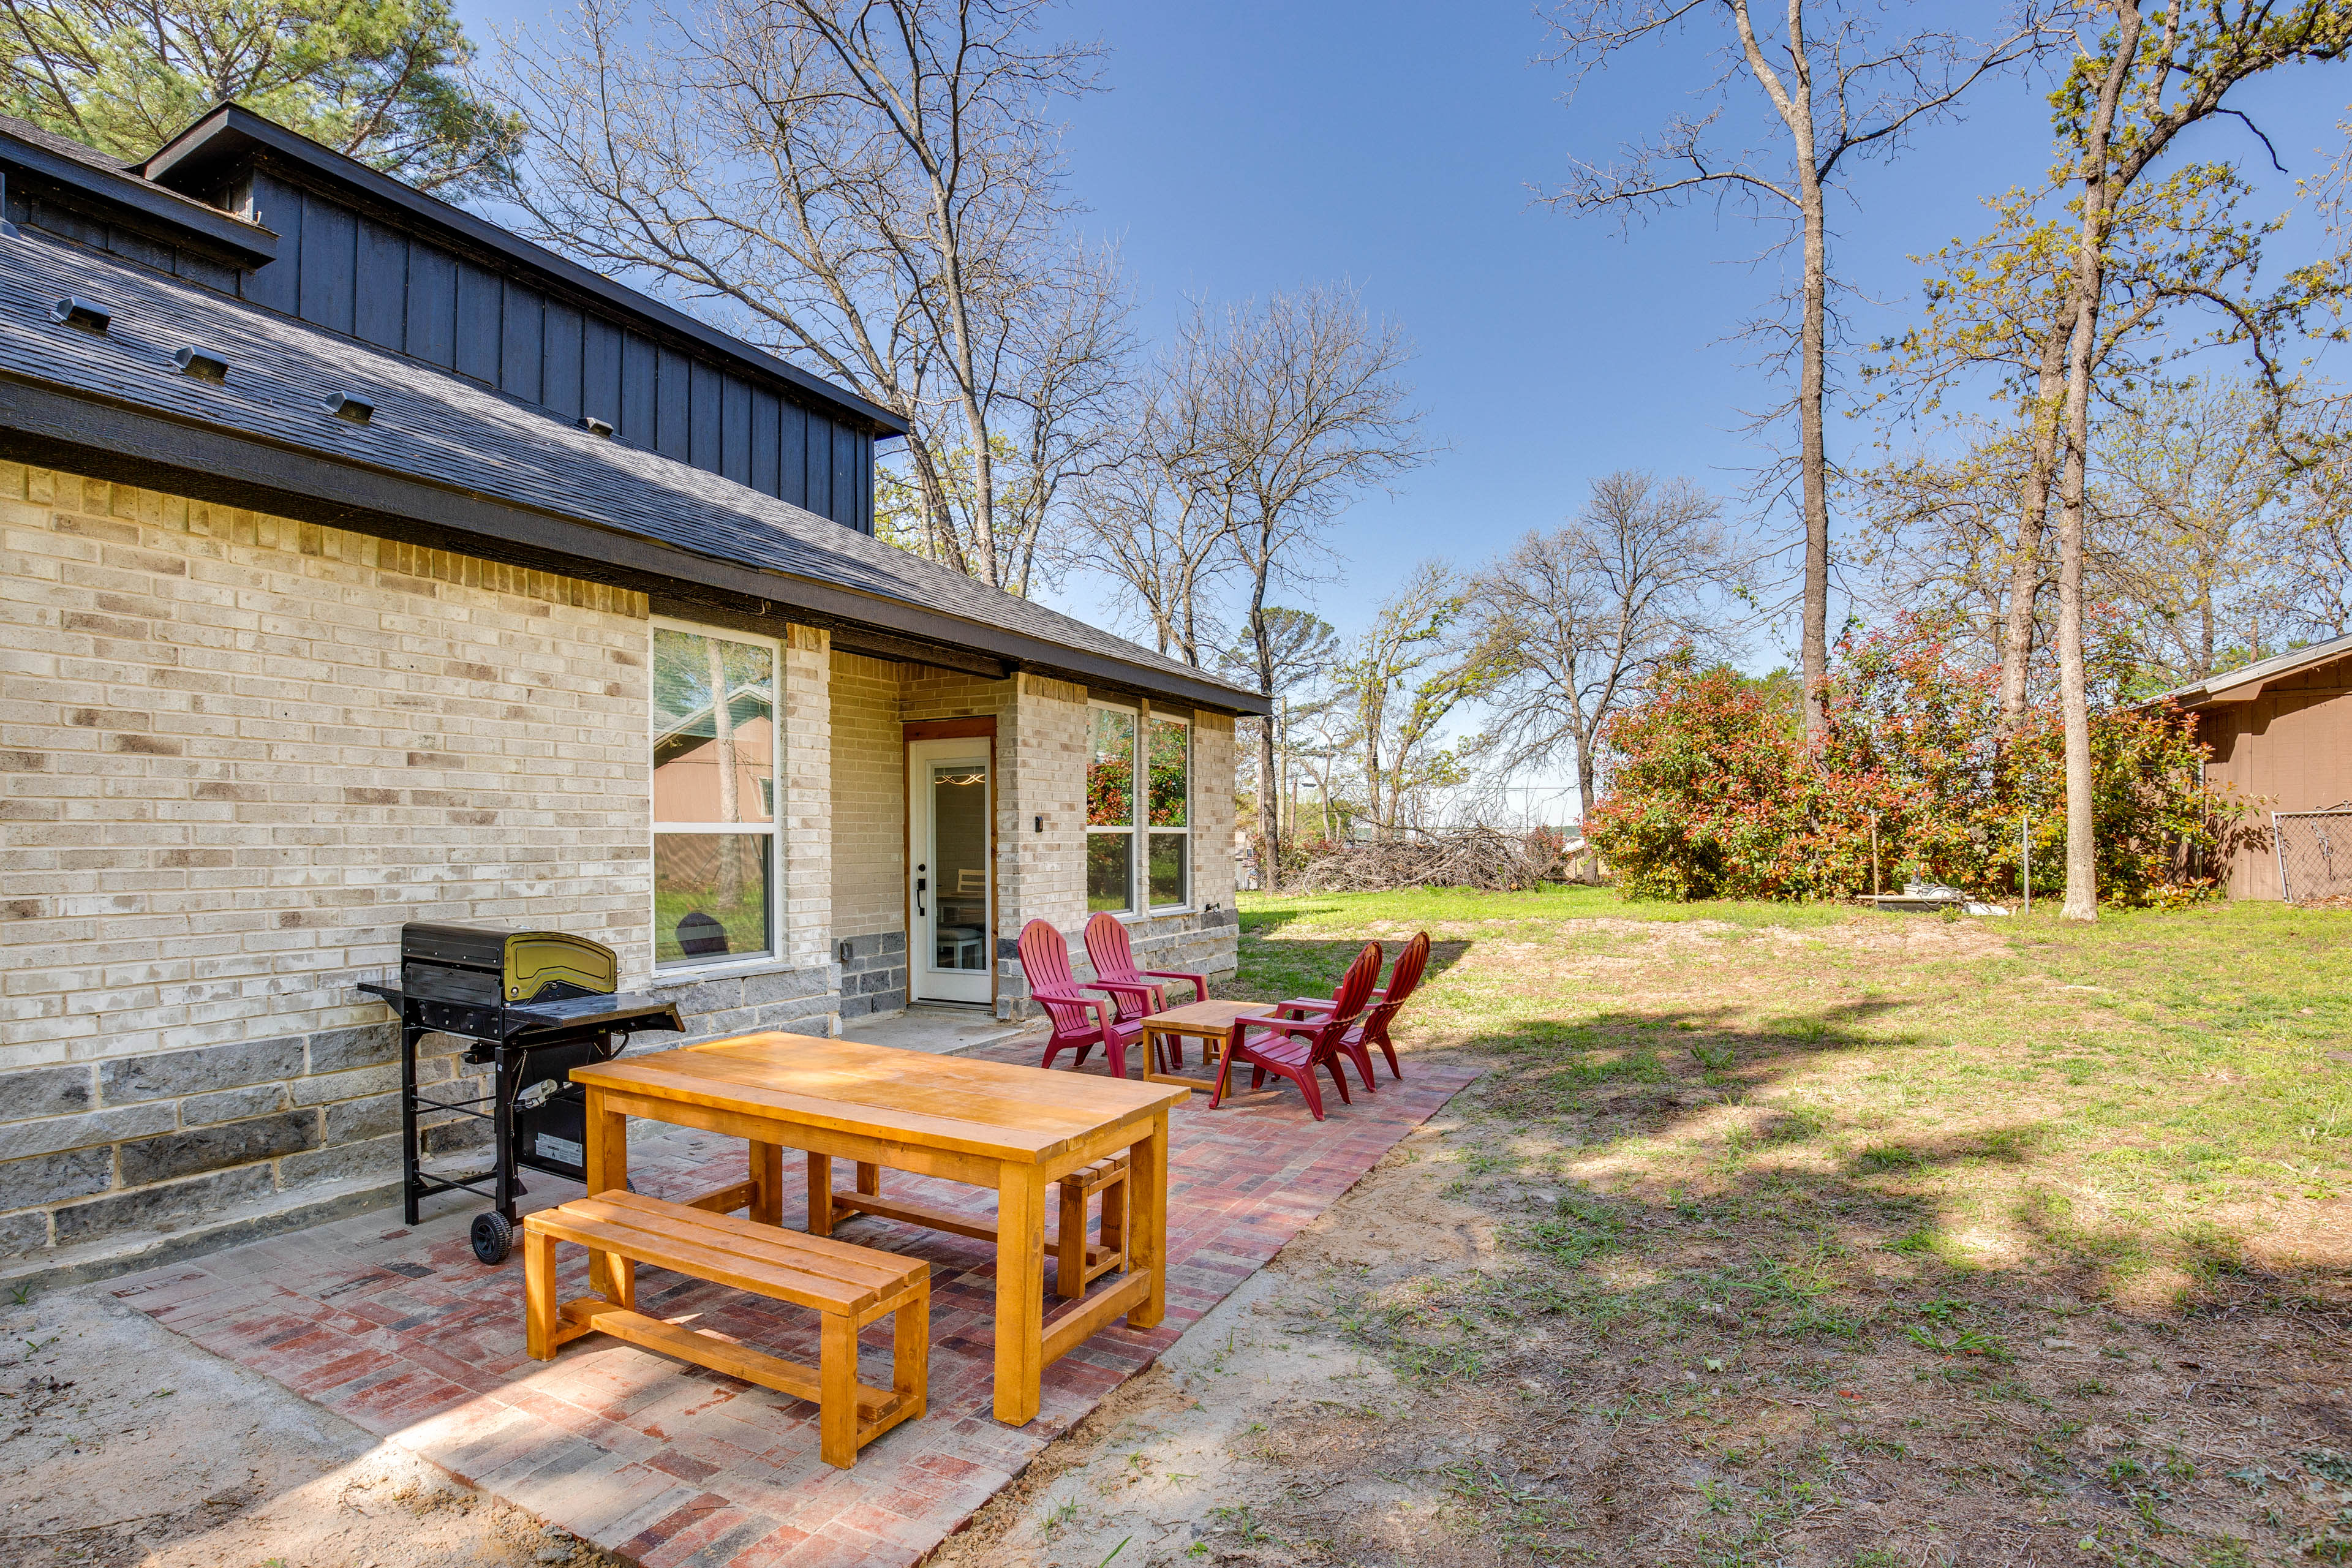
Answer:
[
  {"left": 1218, "top": 912, "right": 2352, "bottom": 1566},
  {"left": 1227, "top": 932, "right": 1476, "bottom": 1005},
  {"left": 1343, "top": 998, "right": 2352, "bottom": 1380}
]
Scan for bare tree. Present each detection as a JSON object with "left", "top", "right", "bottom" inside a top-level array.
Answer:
[
  {"left": 1850, "top": 433, "right": 2041, "bottom": 673},
  {"left": 1336, "top": 562, "right": 1482, "bottom": 837},
  {"left": 1057, "top": 453, "right": 1222, "bottom": 662},
  {"left": 492, "top": 0, "right": 1118, "bottom": 592},
  {"left": 1466, "top": 472, "right": 1733, "bottom": 874},
  {"left": 1054, "top": 320, "right": 1243, "bottom": 663},
  {"left": 2097, "top": 379, "right": 2283, "bottom": 682},
  {"left": 2271, "top": 431, "right": 2352, "bottom": 643},
  {"left": 1216, "top": 608, "right": 1342, "bottom": 842},
  {"left": 1156, "top": 288, "right": 1429, "bottom": 884},
  {"left": 1545, "top": 0, "right": 2056, "bottom": 742}
]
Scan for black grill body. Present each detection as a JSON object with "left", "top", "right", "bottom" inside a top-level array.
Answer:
[{"left": 360, "top": 921, "right": 682, "bottom": 1261}]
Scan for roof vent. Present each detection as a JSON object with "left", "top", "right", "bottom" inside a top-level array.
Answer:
[
  {"left": 50, "top": 297, "right": 110, "bottom": 334},
  {"left": 323, "top": 393, "right": 374, "bottom": 424},
  {"left": 172, "top": 346, "right": 228, "bottom": 384},
  {"left": 578, "top": 415, "right": 615, "bottom": 439}
]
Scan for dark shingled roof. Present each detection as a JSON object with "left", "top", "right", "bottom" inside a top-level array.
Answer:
[
  {"left": 0, "top": 227, "right": 1265, "bottom": 711},
  {"left": 0, "top": 113, "right": 139, "bottom": 173}
]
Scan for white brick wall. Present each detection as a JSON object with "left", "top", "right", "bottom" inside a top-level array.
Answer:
[
  {"left": 0, "top": 465, "right": 657, "bottom": 1264},
  {"left": 989, "top": 680, "right": 1240, "bottom": 1014},
  {"left": 0, "top": 461, "right": 1242, "bottom": 1274},
  {"left": 829, "top": 652, "right": 904, "bottom": 940},
  {"left": 0, "top": 466, "right": 655, "bottom": 1058}
]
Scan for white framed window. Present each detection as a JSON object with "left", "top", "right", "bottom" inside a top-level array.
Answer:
[
  {"left": 1145, "top": 712, "right": 1191, "bottom": 911},
  {"left": 1085, "top": 703, "right": 1190, "bottom": 915},
  {"left": 650, "top": 620, "right": 780, "bottom": 968}
]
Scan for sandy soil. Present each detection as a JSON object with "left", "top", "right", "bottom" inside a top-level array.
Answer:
[
  {"left": 928, "top": 1104, "right": 1491, "bottom": 1568},
  {"left": 0, "top": 1287, "right": 625, "bottom": 1568}
]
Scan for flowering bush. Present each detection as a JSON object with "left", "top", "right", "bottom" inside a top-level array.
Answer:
[{"left": 1586, "top": 625, "right": 2245, "bottom": 905}]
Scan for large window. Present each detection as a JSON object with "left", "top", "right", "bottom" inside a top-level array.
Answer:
[
  {"left": 652, "top": 624, "right": 778, "bottom": 967},
  {"left": 1086, "top": 704, "right": 1189, "bottom": 914}
]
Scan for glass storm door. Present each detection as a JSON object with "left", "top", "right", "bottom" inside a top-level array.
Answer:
[{"left": 908, "top": 739, "right": 992, "bottom": 1005}]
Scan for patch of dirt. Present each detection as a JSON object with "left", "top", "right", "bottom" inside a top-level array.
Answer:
[{"left": 0, "top": 1288, "right": 624, "bottom": 1568}]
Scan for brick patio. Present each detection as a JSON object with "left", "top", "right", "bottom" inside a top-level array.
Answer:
[{"left": 110, "top": 1044, "right": 1477, "bottom": 1567}]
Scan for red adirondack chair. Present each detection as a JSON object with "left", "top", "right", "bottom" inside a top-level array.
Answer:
[
  {"left": 1082, "top": 912, "right": 1210, "bottom": 1063},
  {"left": 1219, "top": 941, "right": 1383, "bottom": 1119},
  {"left": 1016, "top": 919, "right": 1140, "bottom": 1079},
  {"left": 1278, "top": 929, "right": 1430, "bottom": 1085}
]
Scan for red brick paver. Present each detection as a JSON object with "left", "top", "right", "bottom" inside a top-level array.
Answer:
[{"left": 115, "top": 1044, "right": 1477, "bottom": 1568}]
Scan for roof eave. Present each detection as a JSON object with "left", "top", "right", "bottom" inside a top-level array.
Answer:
[
  {"left": 2147, "top": 633, "right": 2352, "bottom": 710},
  {"left": 140, "top": 104, "right": 909, "bottom": 440},
  {"left": 0, "top": 371, "right": 1268, "bottom": 716},
  {"left": 0, "top": 123, "right": 277, "bottom": 266}
]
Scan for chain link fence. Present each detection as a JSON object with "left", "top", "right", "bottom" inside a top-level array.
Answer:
[{"left": 2274, "top": 805, "right": 2352, "bottom": 903}]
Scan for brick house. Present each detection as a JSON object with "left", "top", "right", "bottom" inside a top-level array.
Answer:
[{"left": 0, "top": 107, "right": 1266, "bottom": 1284}]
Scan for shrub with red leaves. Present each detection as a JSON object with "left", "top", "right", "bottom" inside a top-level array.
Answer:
[{"left": 1587, "top": 625, "right": 2244, "bottom": 905}]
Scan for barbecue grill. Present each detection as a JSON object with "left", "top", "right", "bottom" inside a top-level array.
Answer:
[{"left": 359, "top": 922, "right": 683, "bottom": 1264}]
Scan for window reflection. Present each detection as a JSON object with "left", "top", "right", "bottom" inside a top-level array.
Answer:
[{"left": 654, "top": 628, "right": 775, "bottom": 825}]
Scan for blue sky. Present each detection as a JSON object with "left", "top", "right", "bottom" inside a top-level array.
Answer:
[{"left": 456, "top": 0, "right": 2351, "bottom": 672}]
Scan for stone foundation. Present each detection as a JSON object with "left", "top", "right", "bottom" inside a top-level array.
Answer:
[{"left": 837, "top": 932, "right": 910, "bottom": 1019}]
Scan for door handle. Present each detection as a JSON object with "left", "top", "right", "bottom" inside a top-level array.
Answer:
[{"left": 916, "top": 877, "right": 927, "bottom": 916}]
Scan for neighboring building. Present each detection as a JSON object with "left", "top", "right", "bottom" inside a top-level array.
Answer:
[
  {"left": 0, "top": 105, "right": 1265, "bottom": 1281},
  {"left": 2154, "top": 631, "right": 2352, "bottom": 900}
]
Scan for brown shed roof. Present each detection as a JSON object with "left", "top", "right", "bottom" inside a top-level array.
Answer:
[{"left": 2148, "top": 631, "right": 2352, "bottom": 709}]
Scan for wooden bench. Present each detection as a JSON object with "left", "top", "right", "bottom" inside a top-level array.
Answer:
[
  {"left": 816, "top": 1153, "right": 1129, "bottom": 1300},
  {"left": 522, "top": 1191, "right": 928, "bottom": 1468}
]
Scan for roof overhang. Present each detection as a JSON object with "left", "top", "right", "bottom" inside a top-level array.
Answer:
[
  {"left": 141, "top": 105, "right": 907, "bottom": 440},
  {"left": 2146, "top": 635, "right": 2352, "bottom": 712},
  {"left": 0, "top": 124, "right": 277, "bottom": 268},
  {"left": 0, "top": 372, "right": 1268, "bottom": 715}
]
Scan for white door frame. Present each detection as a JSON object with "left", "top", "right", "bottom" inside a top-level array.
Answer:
[{"left": 907, "top": 736, "right": 994, "bottom": 1005}]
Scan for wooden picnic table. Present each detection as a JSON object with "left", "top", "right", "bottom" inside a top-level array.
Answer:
[
  {"left": 1139, "top": 1000, "right": 1277, "bottom": 1107},
  {"left": 569, "top": 1031, "right": 1186, "bottom": 1425}
]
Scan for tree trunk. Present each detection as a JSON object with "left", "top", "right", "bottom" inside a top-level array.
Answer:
[
  {"left": 2000, "top": 320, "right": 2072, "bottom": 734},
  {"left": 2055, "top": 2, "right": 2144, "bottom": 923},
  {"left": 1575, "top": 737, "right": 1601, "bottom": 884},
  {"left": 1249, "top": 589, "right": 1281, "bottom": 891},
  {"left": 1798, "top": 163, "right": 1833, "bottom": 744},
  {"left": 2055, "top": 383, "right": 2097, "bottom": 922}
]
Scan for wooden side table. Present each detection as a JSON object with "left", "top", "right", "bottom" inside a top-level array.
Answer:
[{"left": 1139, "top": 1000, "right": 1276, "bottom": 1109}]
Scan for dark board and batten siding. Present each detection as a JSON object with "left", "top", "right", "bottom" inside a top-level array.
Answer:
[
  {"left": 241, "top": 172, "right": 874, "bottom": 534},
  {"left": 18, "top": 159, "right": 875, "bottom": 534}
]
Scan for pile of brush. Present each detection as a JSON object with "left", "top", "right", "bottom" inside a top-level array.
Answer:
[{"left": 1292, "top": 825, "right": 1562, "bottom": 892}]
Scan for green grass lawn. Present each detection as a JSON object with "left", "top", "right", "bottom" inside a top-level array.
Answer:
[
  {"left": 1237, "top": 888, "right": 2351, "bottom": 1275},
  {"left": 1226, "top": 887, "right": 2352, "bottom": 1564}
]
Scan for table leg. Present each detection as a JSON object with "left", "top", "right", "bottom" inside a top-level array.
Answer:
[
  {"left": 1126, "top": 1110, "right": 1169, "bottom": 1330},
  {"left": 806, "top": 1153, "right": 835, "bottom": 1237},
  {"left": 749, "top": 1141, "right": 783, "bottom": 1224},
  {"left": 993, "top": 1162, "right": 1047, "bottom": 1425},
  {"left": 1209, "top": 1026, "right": 1237, "bottom": 1109},
  {"left": 583, "top": 1087, "right": 630, "bottom": 1299}
]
